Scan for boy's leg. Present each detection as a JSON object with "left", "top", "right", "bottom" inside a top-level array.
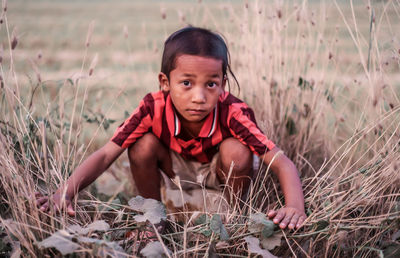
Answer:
[
  {"left": 217, "top": 137, "right": 253, "bottom": 201},
  {"left": 128, "top": 133, "right": 174, "bottom": 201}
]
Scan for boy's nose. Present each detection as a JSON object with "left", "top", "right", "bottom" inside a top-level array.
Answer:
[{"left": 192, "top": 88, "right": 206, "bottom": 103}]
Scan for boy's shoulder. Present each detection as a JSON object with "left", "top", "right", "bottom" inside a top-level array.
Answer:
[
  {"left": 141, "top": 90, "right": 168, "bottom": 106},
  {"left": 219, "top": 91, "right": 246, "bottom": 106}
]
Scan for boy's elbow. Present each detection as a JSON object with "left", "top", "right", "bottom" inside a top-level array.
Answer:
[
  {"left": 264, "top": 150, "right": 298, "bottom": 177},
  {"left": 100, "top": 141, "right": 125, "bottom": 169}
]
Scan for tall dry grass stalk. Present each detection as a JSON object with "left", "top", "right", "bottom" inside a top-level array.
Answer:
[{"left": 0, "top": 0, "right": 399, "bottom": 257}]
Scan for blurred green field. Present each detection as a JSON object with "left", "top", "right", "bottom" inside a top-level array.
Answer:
[{"left": 3, "top": 0, "right": 400, "bottom": 142}]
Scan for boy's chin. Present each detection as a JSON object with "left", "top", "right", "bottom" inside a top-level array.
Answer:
[{"left": 181, "top": 115, "right": 208, "bottom": 123}]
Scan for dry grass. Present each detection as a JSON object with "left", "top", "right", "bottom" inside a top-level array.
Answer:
[{"left": 1, "top": 0, "right": 400, "bottom": 257}]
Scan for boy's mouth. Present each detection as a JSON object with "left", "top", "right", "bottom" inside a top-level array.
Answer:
[{"left": 186, "top": 109, "right": 207, "bottom": 115}]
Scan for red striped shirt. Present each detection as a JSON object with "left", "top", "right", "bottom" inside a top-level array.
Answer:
[{"left": 111, "top": 91, "right": 275, "bottom": 163}]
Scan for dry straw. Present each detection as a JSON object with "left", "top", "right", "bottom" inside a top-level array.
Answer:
[{"left": 0, "top": 0, "right": 399, "bottom": 257}]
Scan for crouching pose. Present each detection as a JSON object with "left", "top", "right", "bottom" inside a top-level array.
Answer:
[{"left": 37, "top": 26, "right": 306, "bottom": 230}]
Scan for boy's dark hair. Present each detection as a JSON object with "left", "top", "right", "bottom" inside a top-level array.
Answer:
[{"left": 161, "top": 26, "right": 239, "bottom": 92}]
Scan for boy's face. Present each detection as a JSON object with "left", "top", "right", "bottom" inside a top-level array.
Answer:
[{"left": 159, "top": 54, "right": 226, "bottom": 124}]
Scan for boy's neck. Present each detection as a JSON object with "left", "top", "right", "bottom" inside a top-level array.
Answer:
[{"left": 178, "top": 116, "right": 205, "bottom": 141}]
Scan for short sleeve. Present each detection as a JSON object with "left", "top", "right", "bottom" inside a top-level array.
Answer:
[
  {"left": 111, "top": 93, "right": 154, "bottom": 149},
  {"left": 227, "top": 102, "right": 275, "bottom": 156}
]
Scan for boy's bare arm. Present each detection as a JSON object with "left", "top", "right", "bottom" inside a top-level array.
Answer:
[
  {"left": 37, "top": 141, "right": 124, "bottom": 214},
  {"left": 261, "top": 146, "right": 306, "bottom": 229},
  {"left": 60, "top": 141, "right": 125, "bottom": 198}
]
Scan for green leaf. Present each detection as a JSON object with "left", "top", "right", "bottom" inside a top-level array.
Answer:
[
  {"left": 194, "top": 214, "right": 208, "bottom": 226},
  {"left": 285, "top": 117, "right": 297, "bottom": 135},
  {"left": 140, "top": 241, "right": 171, "bottom": 258},
  {"left": 220, "top": 225, "right": 229, "bottom": 241},
  {"left": 261, "top": 222, "right": 274, "bottom": 238},
  {"left": 313, "top": 220, "right": 329, "bottom": 231},
  {"left": 210, "top": 214, "right": 223, "bottom": 233},
  {"left": 210, "top": 214, "right": 229, "bottom": 240},
  {"left": 324, "top": 89, "right": 334, "bottom": 103},
  {"left": 67, "top": 78, "right": 74, "bottom": 86},
  {"left": 128, "top": 196, "right": 166, "bottom": 224},
  {"left": 248, "top": 213, "right": 275, "bottom": 238},
  {"left": 298, "top": 77, "right": 313, "bottom": 91},
  {"left": 201, "top": 229, "right": 212, "bottom": 237},
  {"left": 384, "top": 243, "right": 400, "bottom": 258}
]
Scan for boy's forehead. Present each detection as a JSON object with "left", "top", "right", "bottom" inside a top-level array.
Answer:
[{"left": 173, "top": 54, "right": 223, "bottom": 75}]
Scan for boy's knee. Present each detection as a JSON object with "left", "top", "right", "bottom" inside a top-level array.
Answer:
[
  {"left": 128, "top": 133, "right": 161, "bottom": 164},
  {"left": 219, "top": 138, "right": 252, "bottom": 172}
]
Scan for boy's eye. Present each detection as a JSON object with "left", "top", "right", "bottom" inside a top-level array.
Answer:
[
  {"left": 182, "top": 80, "right": 191, "bottom": 86},
  {"left": 207, "top": 82, "right": 217, "bottom": 88}
]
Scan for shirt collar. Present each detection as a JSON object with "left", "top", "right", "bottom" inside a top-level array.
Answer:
[{"left": 165, "top": 93, "right": 218, "bottom": 138}]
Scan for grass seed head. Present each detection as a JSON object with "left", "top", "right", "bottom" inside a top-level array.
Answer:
[
  {"left": 2, "top": 0, "right": 6, "bottom": 12},
  {"left": 123, "top": 25, "right": 128, "bottom": 39},
  {"left": 0, "top": 43, "right": 3, "bottom": 63},
  {"left": 11, "top": 27, "right": 17, "bottom": 50},
  {"left": 85, "top": 21, "right": 95, "bottom": 48},
  {"left": 178, "top": 10, "right": 186, "bottom": 23},
  {"left": 88, "top": 53, "right": 98, "bottom": 76},
  {"left": 160, "top": 7, "right": 166, "bottom": 20}
]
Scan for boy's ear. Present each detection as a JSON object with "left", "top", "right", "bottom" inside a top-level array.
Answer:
[
  {"left": 221, "top": 75, "right": 227, "bottom": 91},
  {"left": 158, "top": 72, "right": 170, "bottom": 91}
]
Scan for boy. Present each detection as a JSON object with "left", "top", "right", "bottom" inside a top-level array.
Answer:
[{"left": 37, "top": 26, "right": 306, "bottom": 230}]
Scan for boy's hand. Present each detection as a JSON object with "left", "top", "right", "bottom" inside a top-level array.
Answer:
[
  {"left": 35, "top": 192, "right": 75, "bottom": 216},
  {"left": 267, "top": 207, "right": 306, "bottom": 230}
]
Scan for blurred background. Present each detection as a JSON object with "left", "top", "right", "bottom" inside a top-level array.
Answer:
[{"left": 1, "top": 0, "right": 400, "bottom": 256}]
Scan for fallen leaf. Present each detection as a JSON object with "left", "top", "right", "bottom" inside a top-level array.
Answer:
[
  {"left": 128, "top": 196, "right": 167, "bottom": 224},
  {"left": 210, "top": 214, "right": 223, "bottom": 232},
  {"left": 68, "top": 224, "right": 88, "bottom": 235},
  {"left": 261, "top": 232, "right": 283, "bottom": 250},
  {"left": 37, "top": 230, "right": 80, "bottom": 255},
  {"left": 244, "top": 236, "right": 277, "bottom": 258},
  {"left": 392, "top": 230, "right": 400, "bottom": 241},
  {"left": 78, "top": 236, "right": 126, "bottom": 257},
  {"left": 86, "top": 220, "right": 110, "bottom": 232},
  {"left": 140, "top": 241, "right": 171, "bottom": 258},
  {"left": 67, "top": 220, "right": 110, "bottom": 235}
]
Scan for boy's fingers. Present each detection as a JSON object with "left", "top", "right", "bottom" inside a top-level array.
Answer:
[
  {"left": 267, "top": 210, "right": 277, "bottom": 218},
  {"left": 272, "top": 210, "right": 285, "bottom": 224},
  {"left": 296, "top": 216, "right": 306, "bottom": 229},
  {"left": 288, "top": 214, "right": 300, "bottom": 229},
  {"left": 40, "top": 203, "right": 49, "bottom": 212},
  {"left": 279, "top": 212, "right": 294, "bottom": 229},
  {"left": 36, "top": 197, "right": 48, "bottom": 206},
  {"left": 67, "top": 203, "right": 75, "bottom": 216},
  {"left": 34, "top": 192, "right": 43, "bottom": 198}
]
